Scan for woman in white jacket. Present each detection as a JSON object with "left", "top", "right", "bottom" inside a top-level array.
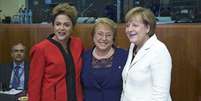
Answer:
[{"left": 121, "top": 7, "right": 172, "bottom": 101}]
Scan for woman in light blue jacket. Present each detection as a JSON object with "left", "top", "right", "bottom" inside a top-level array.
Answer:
[{"left": 121, "top": 7, "right": 172, "bottom": 101}]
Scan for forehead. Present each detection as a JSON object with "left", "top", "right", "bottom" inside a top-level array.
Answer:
[
  {"left": 95, "top": 23, "right": 113, "bottom": 31},
  {"left": 12, "top": 44, "right": 25, "bottom": 50},
  {"left": 127, "top": 15, "right": 143, "bottom": 24},
  {"left": 54, "top": 14, "right": 72, "bottom": 23}
]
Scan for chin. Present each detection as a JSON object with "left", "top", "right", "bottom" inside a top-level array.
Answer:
[
  {"left": 58, "top": 38, "right": 66, "bottom": 41},
  {"left": 16, "top": 59, "right": 22, "bottom": 61},
  {"left": 97, "top": 47, "right": 108, "bottom": 51},
  {"left": 129, "top": 39, "right": 136, "bottom": 43},
  {"left": 58, "top": 36, "right": 67, "bottom": 41},
  {"left": 99, "top": 48, "right": 107, "bottom": 51}
]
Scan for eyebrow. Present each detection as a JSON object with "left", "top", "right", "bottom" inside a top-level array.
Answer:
[
  {"left": 13, "top": 49, "right": 25, "bottom": 51},
  {"left": 55, "top": 21, "right": 72, "bottom": 23}
]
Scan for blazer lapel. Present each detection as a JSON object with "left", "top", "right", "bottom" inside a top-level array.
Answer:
[
  {"left": 7, "top": 63, "right": 13, "bottom": 83},
  {"left": 124, "top": 43, "right": 135, "bottom": 70},
  {"left": 130, "top": 47, "right": 149, "bottom": 67},
  {"left": 129, "top": 34, "right": 157, "bottom": 68}
]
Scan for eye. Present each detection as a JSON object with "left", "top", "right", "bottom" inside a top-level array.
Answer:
[
  {"left": 64, "top": 22, "right": 71, "bottom": 27},
  {"left": 107, "top": 34, "right": 111, "bottom": 37},
  {"left": 106, "top": 33, "right": 112, "bottom": 37},
  {"left": 19, "top": 50, "right": 25, "bottom": 52},
  {"left": 96, "top": 32, "right": 103, "bottom": 36},
  {"left": 14, "top": 49, "right": 25, "bottom": 52},
  {"left": 14, "top": 50, "right": 18, "bottom": 52},
  {"left": 55, "top": 22, "right": 61, "bottom": 26},
  {"left": 125, "top": 23, "right": 130, "bottom": 28},
  {"left": 132, "top": 23, "right": 138, "bottom": 27}
]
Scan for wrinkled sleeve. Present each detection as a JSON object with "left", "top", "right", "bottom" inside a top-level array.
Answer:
[{"left": 28, "top": 45, "right": 45, "bottom": 101}]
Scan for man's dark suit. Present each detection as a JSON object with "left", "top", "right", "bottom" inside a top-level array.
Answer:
[
  {"left": 0, "top": 64, "right": 3, "bottom": 89},
  {"left": 0, "top": 61, "right": 29, "bottom": 91}
]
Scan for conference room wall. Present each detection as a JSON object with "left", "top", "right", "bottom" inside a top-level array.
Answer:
[{"left": 0, "top": 24, "right": 200, "bottom": 101}]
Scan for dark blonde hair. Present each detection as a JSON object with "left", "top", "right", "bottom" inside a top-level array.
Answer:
[
  {"left": 52, "top": 3, "right": 78, "bottom": 26},
  {"left": 125, "top": 7, "right": 156, "bottom": 37},
  {"left": 92, "top": 17, "right": 117, "bottom": 41}
]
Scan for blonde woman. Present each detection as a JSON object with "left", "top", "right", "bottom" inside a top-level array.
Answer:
[
  {"left": 121, "top": 7, "right": 172, "bottom": 101},
  {"left": 81, "top": 18, "right": 128, "bottom": 101}
]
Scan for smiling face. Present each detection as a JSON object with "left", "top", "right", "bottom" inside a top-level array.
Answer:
[
  {"left": 125, "top": 16, "right": 150, "bottom": 47},
  {"left": 53, "top": 14, "right": 73, "bottom": 41},
  {"left": 93, "top": 23, "right": 114, "bottom": 51}
]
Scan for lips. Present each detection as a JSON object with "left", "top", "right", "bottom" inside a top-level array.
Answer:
[
  {"left": 99, "top": 42, "right": 107, "bottom": 45},
  {"left": 129, "top": 32, "right": 137, "bottom": 37},
  {"left": 59, "top": 32, "right": 66, "bottom": 36}
]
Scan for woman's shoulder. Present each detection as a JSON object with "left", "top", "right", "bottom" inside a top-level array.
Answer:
[
  {"left": 31, "top": 39, "right": 50, "bottom": 50},
  {"left": 81, "top": 48, "right": 92, "bottom": 60},
  {"left": 113, "top": 48, "right": 128, "bottom": 61},
  {"left": 70, "top": 36, "right": 84, "bottom": 48},
  {"left": 71, "top": 36, "right": 82, "bottom": 43},
  {"left": 115, "top": 48, "right": 128, "bottom": 55},
  {"left": 83, "top": 48, "right": 93, "bottom": 55},
  {"left": 116, "top": 47, "right": 127, "bottom": 51},
  {"left": 30, "top": 39, "right": 51, "bottom": 57}
]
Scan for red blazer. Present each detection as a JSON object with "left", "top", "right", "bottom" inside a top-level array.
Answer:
[{"left": 28, "top": 36, "right": 84, "bottom": 101}]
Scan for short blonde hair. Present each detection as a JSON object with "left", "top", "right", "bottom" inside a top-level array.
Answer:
[
  {"left": 92, "top": 17, "right": 117, "bottom": 41},
  {"left": 52, "top": 3, "right": 78, "bottom": 26},
  {"left": 125, "top": 7, "right": 156, "bottom": 37}
]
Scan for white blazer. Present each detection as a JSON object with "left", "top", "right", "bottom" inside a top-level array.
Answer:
[{"left": 121, "top": 34, "right": 172, "bottom": 101}]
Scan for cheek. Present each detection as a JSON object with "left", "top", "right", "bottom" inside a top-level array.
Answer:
[
  {"left": 125, "top": 29, "right": 130, "bottom": 36},
  {"left": 142, "top": 26, "right": 149, "bottom": 34},
  {"left": 66, "top": 26, "right": 73, "bottom": 30},
  {"left": 109, "top": 41, "right": 114, "bottom": 46},
  {"left": 93, "top": 36, "right": 98, "bottom": 43},
  {"left": 125, "top": 28, "right": 129, "bottom": 34},
  {"left": 126, "top": 33, "right": 130, "bottom": 38},
  {"left": 93, "top": 34, "right": 100, "bottom": 40},
  {"left": 53, "top": 27, "right": 59, "bottom": 32},
  {"left": 109, "top": 38, "right": 114, "bottom": 44},
  {"left": 20, "top": 53, "right": 25, "bottom": 55}
]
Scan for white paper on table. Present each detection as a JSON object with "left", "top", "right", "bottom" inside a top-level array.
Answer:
[{"left": 0, "top": 89, "right": 22, "bottom": 95}]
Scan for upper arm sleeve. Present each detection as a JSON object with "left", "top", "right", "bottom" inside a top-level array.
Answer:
[
  {"left": 150, "top": 49, "right": 172, "bottom": 101},
  {"left": 28, "top": 46, "right": 45, "bottom": 101}
]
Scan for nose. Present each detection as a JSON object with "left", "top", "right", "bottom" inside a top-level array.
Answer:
[
  {"left": 16, "top": 51, "right": 23, "bottom": 55},
  {"left": 101, "top": 35, "right": 107, "bottom": 40},
  {"left": 127, "top": 24, "right": 133, "bottom": 32},
  {"left": 16, "top": 50, "right": 24, "bottom": 56},
  {"left": 59, "top": 24, "right": 65, "bottom": 30},
  {"left": 61, "top": 25, "right": 65, "bottom": 29}
]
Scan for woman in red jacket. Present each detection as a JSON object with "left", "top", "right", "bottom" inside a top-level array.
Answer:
[{"left": 28, "top": 3, "right": 84, "bottom": 101}]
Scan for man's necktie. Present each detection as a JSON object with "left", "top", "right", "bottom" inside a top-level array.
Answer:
[{"left": 12, "top": 65, "right": 20, "bottom": 89}]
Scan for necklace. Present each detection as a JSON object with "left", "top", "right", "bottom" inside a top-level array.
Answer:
[{"left": 93, "top": 47, "right": 114, "bottom": 60}]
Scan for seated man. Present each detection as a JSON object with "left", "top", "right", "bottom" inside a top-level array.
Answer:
[{"left": 1, "top": 42, "right": 29, "bottom": 91}]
